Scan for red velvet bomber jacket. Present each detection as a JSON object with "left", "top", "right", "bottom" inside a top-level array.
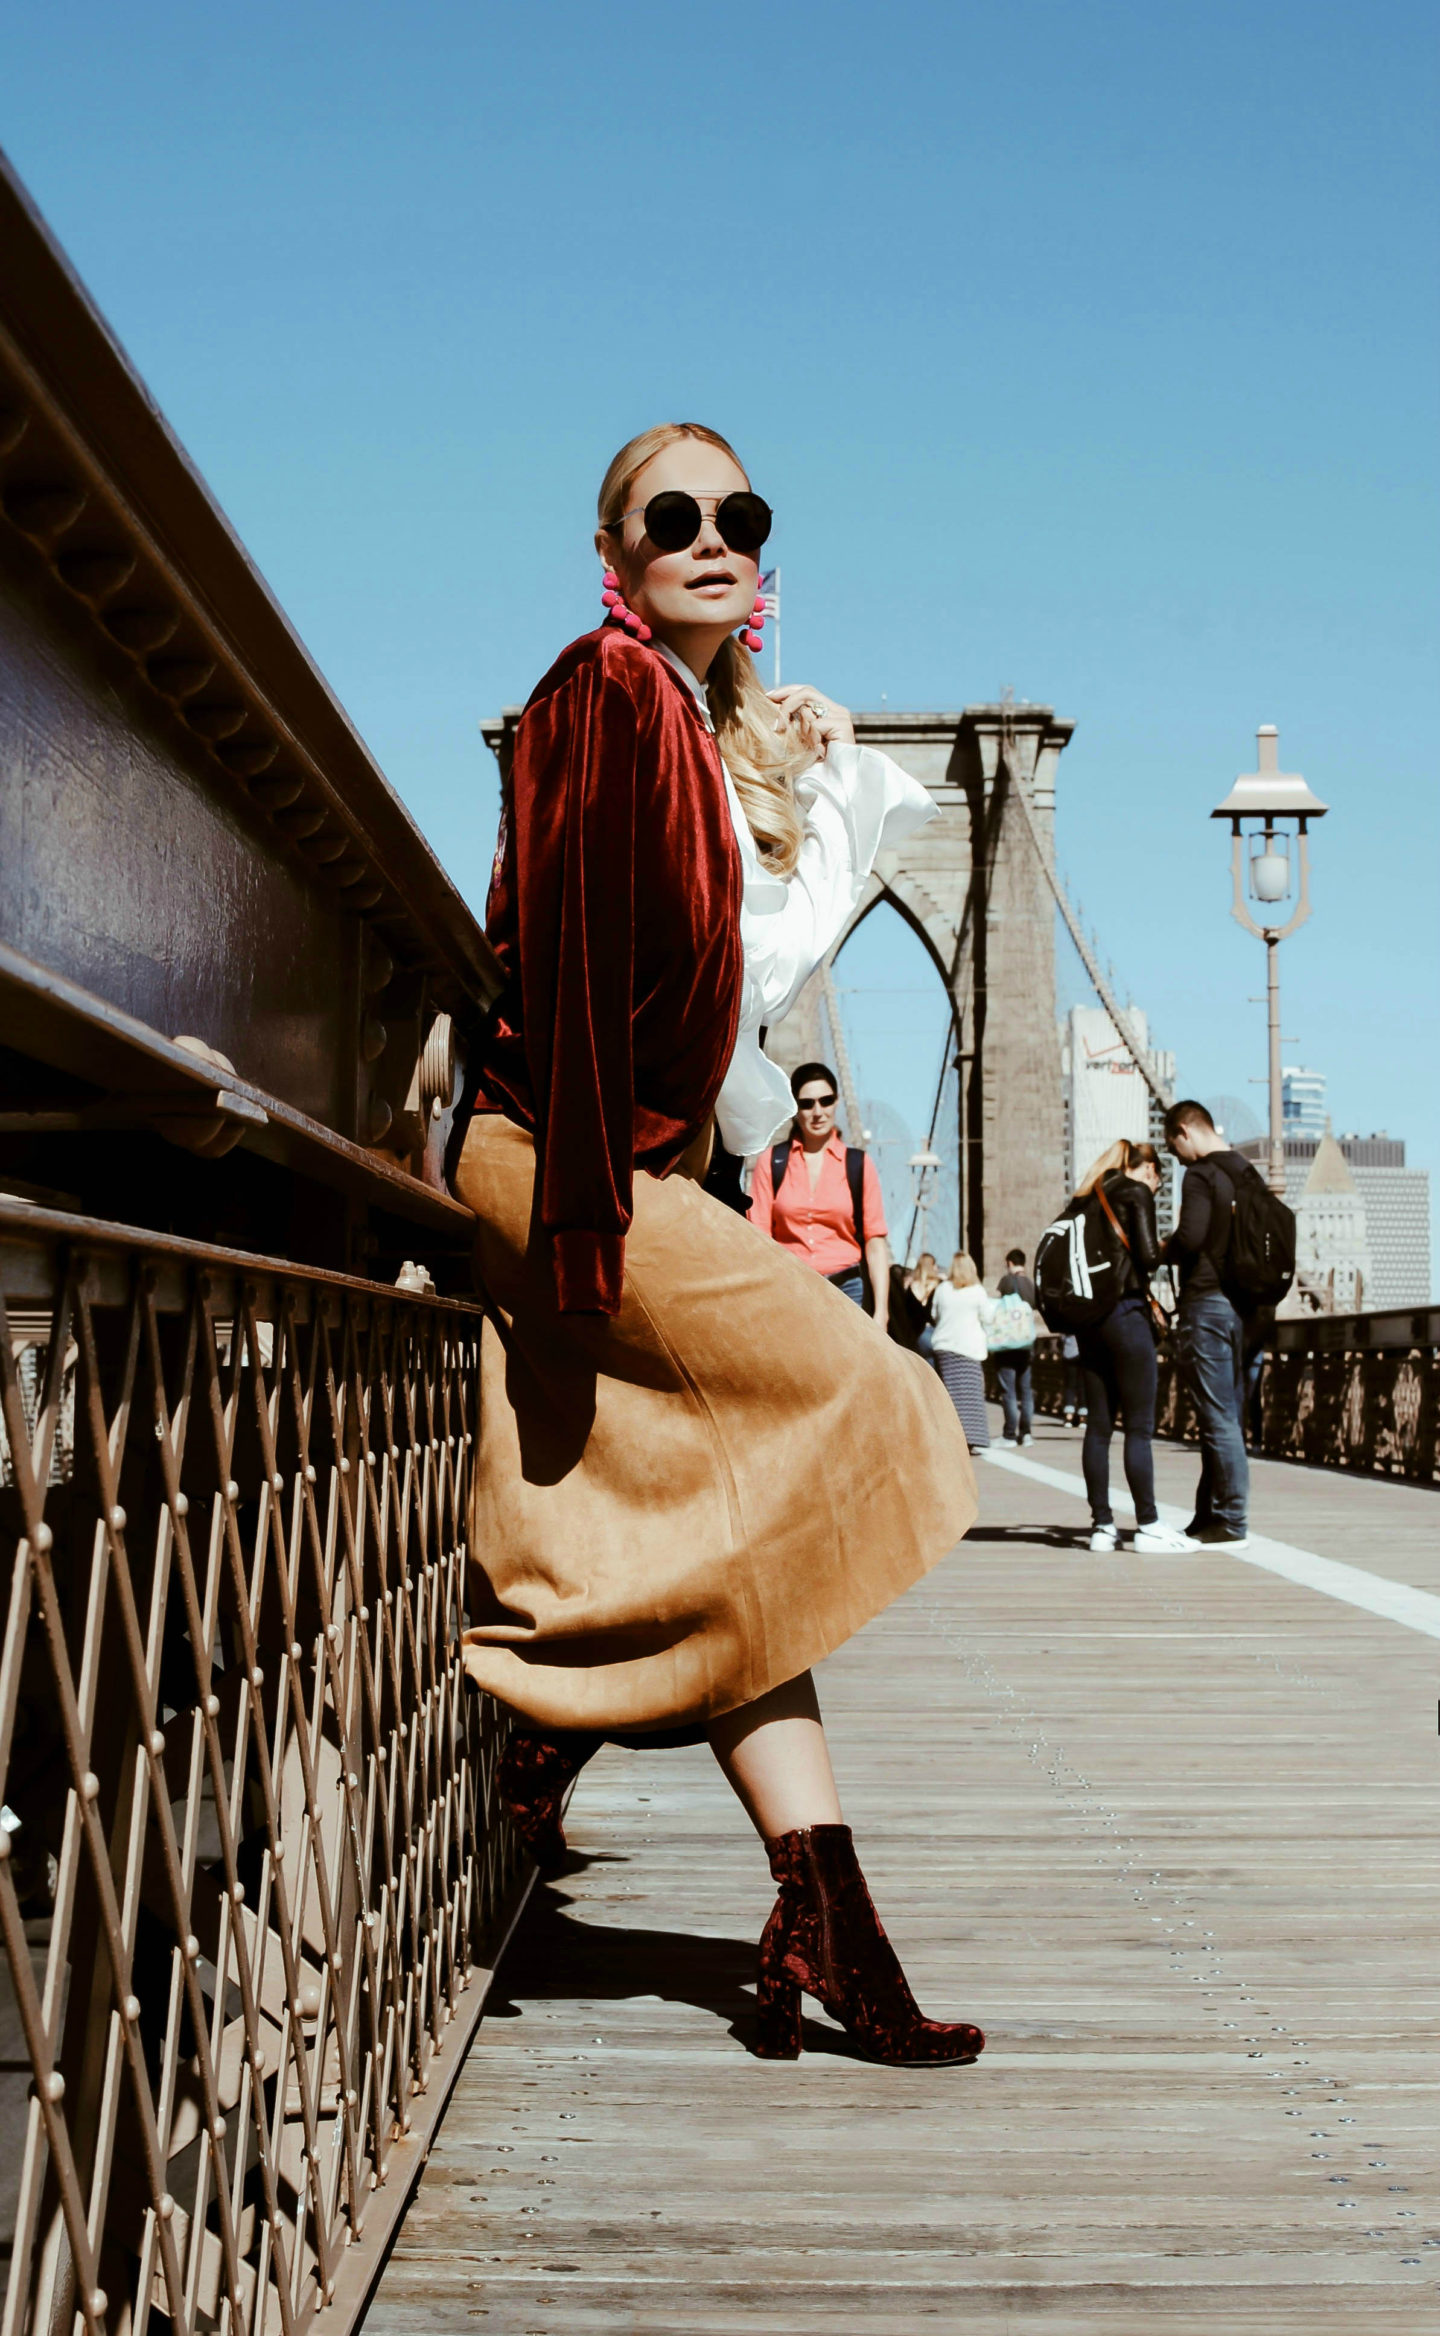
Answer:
[{"left": 474, "top": 628, "right": 745, "bottom": 1315}]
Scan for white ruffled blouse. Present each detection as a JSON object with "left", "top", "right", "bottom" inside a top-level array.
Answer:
[{"left": 651, "top": 645, "right": 938, "bottom": 1158}]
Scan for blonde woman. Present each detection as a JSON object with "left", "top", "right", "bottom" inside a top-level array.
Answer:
[
  {"left": 455, "top": 424, "right": 983, "bottom": 2066},
  {"left": 929, "top": 1252, "right": 992, "bottom": 1450},
  {"left": 1070, "top": 1138, "right": 1192, "bottom": 1555}
]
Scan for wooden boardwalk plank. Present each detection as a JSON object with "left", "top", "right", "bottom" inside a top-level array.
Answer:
[{"left": 364, "top": 1416, "right": 1438, "bottom": 2334}]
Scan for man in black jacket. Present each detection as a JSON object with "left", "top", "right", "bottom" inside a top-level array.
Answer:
[{"left": 1162, "top": 1099, "right": 1254, "bottom": 1550}]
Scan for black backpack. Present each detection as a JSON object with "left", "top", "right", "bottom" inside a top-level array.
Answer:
[
  {"left": 1034, "top": 1193, "right": 1125, "bottom": 1331},
  {"left": 1222, "top": 1157, "right": 1296, "bottom": 1306},
  {"left": 771, "top": 1140, "right": 871, "bottom": 1309}
]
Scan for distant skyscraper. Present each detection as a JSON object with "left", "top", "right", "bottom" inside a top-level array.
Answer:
[
  {"left": 1280, "top": 1131, "right": 1373, "bottom": 1315},
  {"left": 1238, "top": 1130, "right": 1431, "bottom": 1307},
  {"left": 1282, "top": 1066, "right": 1327, "bottom": 1137},
  {"left": 1061, "top": 1005, "right": 1176, "bottom": 1212}
]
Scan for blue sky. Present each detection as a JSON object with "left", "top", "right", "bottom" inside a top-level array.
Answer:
[{"left": 6, "top": 1, "right": 1437, "bottom": 1277}]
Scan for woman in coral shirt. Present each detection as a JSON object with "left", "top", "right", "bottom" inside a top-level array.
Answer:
[{"left": 748, "top": 1061, "right": 890, "bottom": 1307}]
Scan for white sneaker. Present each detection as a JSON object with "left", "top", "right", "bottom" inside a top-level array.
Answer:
[
  {"left": 1020, "top": 1433, "right": 1034, "bottom": 1447},
  {"left": 1133, "top": 1523, "right": 1199, "bottom": 1555},
  {"left": 1088, "top": 1523, "right": 1119, "bottom": 1552}
]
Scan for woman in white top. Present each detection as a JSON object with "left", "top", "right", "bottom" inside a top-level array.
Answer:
[{"left": 930, "top": 1252, "right": 992, "bottom": 1449}]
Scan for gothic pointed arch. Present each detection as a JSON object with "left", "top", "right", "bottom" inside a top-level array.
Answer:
[
  {"left": 835, "top": 870, "right": 957, "bottom": 988},
  {"left": 764, "top": 705, "right": 1074, "bottom": 1275}
]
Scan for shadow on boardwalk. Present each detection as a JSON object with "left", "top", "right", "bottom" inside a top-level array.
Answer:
[
  {"left": 493, "top": 1864, "right": 890, "bottom": 2066},
  {"left": 365, "top": 1421, "right": 1438, "bottom": 2336}
]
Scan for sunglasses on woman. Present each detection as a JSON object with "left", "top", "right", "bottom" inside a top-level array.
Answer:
[
  {"left": 798, "top": 1093, "right": 837, "bottom": 1111},
  {"left": 617, "top": 489, "right": 773, "bottom": 557}
]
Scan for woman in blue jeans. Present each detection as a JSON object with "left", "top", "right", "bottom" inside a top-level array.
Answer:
[{"left": 1073, "top": 1140, "right": 1195, "bottom": 1556}]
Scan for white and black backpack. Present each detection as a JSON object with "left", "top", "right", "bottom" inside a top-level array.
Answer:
[{"left": 1034, "top": 1195, "right": 1124, "bottom": 1331}]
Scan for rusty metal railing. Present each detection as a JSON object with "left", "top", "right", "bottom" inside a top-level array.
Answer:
[
  {"left": 0, "top": 1206, "right": 522, "bottom": 2336},
  {"left": 1018, "top": 1315, "right": 1439, "bottom": 1486}
]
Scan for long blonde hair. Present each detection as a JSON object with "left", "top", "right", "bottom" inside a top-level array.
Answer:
[
  {"left": 597, "top": 423, "right": 813, "bottom": 875},
  {"left": 1075, "top": 1138, "right": 1161, "bottom": 1197},
  {"left": 948, "top": 1251, "right": 980, "bottom": 1288}
]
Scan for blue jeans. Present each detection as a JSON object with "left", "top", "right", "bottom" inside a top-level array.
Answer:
[
  {"left": 1243, "top": 1337, "right": 1266, "bottom": 1448},
  {"left": 994, "top": 1351, "right": 1033, "bottom": 1439},
  {"left": 1077, "top": 1297, "right": 1158, "bottom": 1526},
  {"left": 1178, "top": 1291, "right": 1249, "bottom": 1533},
  {"left": 830, "top": 1270, "right": 865, "bottom": 1306}
]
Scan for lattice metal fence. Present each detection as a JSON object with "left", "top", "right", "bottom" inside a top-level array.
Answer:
[
  {"left": 1248, "top": 1345, "right": 1436, "bottom": 1482},
  {"left": 0, "top": 1210, "right": 522, "bottom": 2336}
]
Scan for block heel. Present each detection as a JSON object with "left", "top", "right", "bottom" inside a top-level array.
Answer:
[{"left": 753, "top": 1969, "right": 802, "bottom": 2059}]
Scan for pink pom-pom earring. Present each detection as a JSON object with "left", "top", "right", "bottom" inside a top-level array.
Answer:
[
  {"left": 600, "top": 567, "right": 652, "bottom": 644},
  {"left": 741, "top": 589, "right": 766, "bottom": 657}
]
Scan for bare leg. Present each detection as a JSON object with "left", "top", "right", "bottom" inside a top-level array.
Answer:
[
  {"left": 707, "top": 1670, "right": 843, "bottom": 1839},
  {"left": 715, "top": 1679, "right": 984, "bottom": 2068}
]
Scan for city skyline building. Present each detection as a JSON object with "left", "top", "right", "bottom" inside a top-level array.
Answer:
[
  {"left": 1282, "top": 1065, "right": 1327, "bottom": 1138},
  {"left": 1279, "top": 1130, "right": 1373, "bottom": 1315},
  {"left": 1238, "top": 1129, "right": 1432, "bottom": 1307},
  {"left": 1061, "top": 1004, "right": 1176, "bottom": 1217}
]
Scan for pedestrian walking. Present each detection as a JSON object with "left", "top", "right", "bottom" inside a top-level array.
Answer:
[
  {"left": 1162, "top": 1099, "right": 1291, "bottom": 1549},
  {"left": 457, "top": 420, "right": 983, "bottom": 2067},
  {"left": 748, "top": 1063, "right": 890, "bottom": 1308},
  {"left": 930, "top": 1252, "right": 992, "bottom": 1450},
  {"left": 1065, "top": 1141, "right": 1194, "bottom": 1554},
  {"left": 907, "top": 1252, "right": 941, "bottom": 1361},
  {"left": 990, "top": 1246, "right": 1038, "bottom": 1446}
]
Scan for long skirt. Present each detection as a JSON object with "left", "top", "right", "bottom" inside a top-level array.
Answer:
[
  {"left": 454, "top": 1115, "right": 978, "bottom": 1734},
  {"left": 937, "top": 1352, "right": 990, "bottom": 1450}
]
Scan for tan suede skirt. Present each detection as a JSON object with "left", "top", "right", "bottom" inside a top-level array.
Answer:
[{"left": 455, "top": 1115, "right": 977, "bottom": 1733}]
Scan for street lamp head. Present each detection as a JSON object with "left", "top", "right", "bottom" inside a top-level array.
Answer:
[
  {"left": 1215, "top": 722, "right": 1326, "bottom": 945},
  {"left": 1210, "top": 724, "right": 1329, "bottom": 824},
  {"left": 1212, "top": 730, "right": 1327, "bottom": 1199}
]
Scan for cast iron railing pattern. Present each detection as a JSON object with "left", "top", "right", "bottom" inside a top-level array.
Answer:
[
  {"left": 1020, "top": 1330, "right": 1438, "bottom": 1485},
  {"left": 0, "top": 1211, "right": 519, "bottom": 2336}
]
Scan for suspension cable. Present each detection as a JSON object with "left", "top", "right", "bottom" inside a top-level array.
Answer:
[{"left": 1005, "top": 762, "right": 1174, "bottom": 1108}]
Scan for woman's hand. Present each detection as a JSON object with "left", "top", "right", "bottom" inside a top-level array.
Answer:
[{"left": 767, "top": 684, "right": 856, "bottom": 752}]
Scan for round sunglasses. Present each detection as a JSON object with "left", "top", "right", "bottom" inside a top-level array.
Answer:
[{"left": 617, "top": 489, "right": 773, "bottom": 557}]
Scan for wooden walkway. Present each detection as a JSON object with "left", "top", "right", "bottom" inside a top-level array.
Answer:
[{"left": 365, "top": 1418, "right": 1438, "bottom": 2334}]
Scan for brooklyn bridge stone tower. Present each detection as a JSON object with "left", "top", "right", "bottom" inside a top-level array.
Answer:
[
  {"left": 482, "top": 698, "right": 1072, "bottom": 1276},
  {"left": 764, "top": 703, "right": 1073, "bottom": 1275}
]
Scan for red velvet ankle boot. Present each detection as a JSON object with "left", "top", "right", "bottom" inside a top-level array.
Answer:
[
  {"left": 753, "top": 1824, "right": 985, "bottom": 2066},
  {"left": 496, "top": 1728, "right": 602, "bottom": 1873}
]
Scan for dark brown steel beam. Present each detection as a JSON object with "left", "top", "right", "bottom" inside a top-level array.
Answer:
[{"left": 0, "top": 148, "right": 499, "bottom": 1029}]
